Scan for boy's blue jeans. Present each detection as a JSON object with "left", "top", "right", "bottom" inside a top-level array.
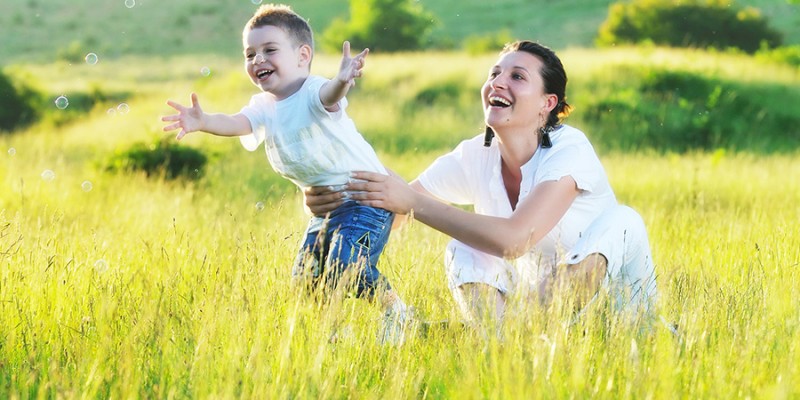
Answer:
[{"left": 292, "top": 200, "right": 394, "bottom": 298}]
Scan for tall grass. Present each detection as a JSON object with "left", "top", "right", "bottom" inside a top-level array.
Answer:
[{"left": 1, "top": 49, "right": 800, "bottom": 398}]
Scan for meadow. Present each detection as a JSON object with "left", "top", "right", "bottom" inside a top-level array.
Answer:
[
  {"left": 3, "top": 0, "right": 800, "bottom": 398},
  {"left": 2, "top": 44, "right": 800, "bottom": 398}
]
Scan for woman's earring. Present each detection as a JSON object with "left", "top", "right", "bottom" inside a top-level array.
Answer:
[
  {"left": 540, "top": 126, "right": 553, "bottom": 148},
  {"left": 483, "top": 126, "right": 494, "bottom": 147}
]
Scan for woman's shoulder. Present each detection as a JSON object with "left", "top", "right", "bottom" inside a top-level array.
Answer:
[
  {"left": 446, "top": 133, "right": 496, "bottom": 153},
  {"left": 552, "top": 124, "right": 589, "bottom": 143},
  {"left": 548, "top": 124, "right": 596, "bottom": 152},
  {"left": 434, "top": 133, "right": 496, "bottom": 164}
]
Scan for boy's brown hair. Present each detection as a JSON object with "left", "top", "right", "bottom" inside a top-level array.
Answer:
[{"left": 245, "top": 4, "right": 314, "bottom": 49}]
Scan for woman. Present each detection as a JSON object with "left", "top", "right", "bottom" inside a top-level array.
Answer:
[{"left": 306, "top": 41, "right": 658, "bottom": 324}]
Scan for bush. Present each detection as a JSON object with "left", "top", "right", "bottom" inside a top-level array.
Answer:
[
  {"left": 756, "top": 44, "right": 800, "bottom": 67},
  {"left": 597, "top": 0, "right": 782, "bottom": 53},
  {"left": 462, "top": 29, "right": 514, "bottom": 55},
  {"left": 37, "top": 84, "right": 129, "bottom": 128},
  {"left": 580, "top": 67, "right": 800, "bottom": 152},
  {"left": 105, "top": 136, "right": 208, "bottom": 180},
  {"left": 403, "top": 77, "right": 475, "bottom": 115},
  {"left": 319, "top": 0, "right": 435, "bottom": 53},
  {"left": 57, "top": 40, "right": 86, "bottom": 63},
  {"left": 0, "top": 70, "right": 41, "bottom": 132}
]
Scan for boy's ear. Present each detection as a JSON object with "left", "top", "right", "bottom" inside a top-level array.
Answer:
[{"left": 298, "top": 44, "right": 312, "bottom": 67}]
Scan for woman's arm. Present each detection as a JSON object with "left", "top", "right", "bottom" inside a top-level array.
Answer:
[
  {"left": 302, "top": 179, "right": 432, "bottom": 219},
  {"left": 348, "top": 171, "right": 580, "bottom": 258}
]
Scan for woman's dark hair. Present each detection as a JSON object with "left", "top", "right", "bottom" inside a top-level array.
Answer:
[{"left": 501, "top": 41, "right": 573, "bottom": 130}]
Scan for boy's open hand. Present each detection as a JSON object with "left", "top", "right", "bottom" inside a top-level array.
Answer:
[
  {"left": 336, "top": 41, "right": 369, "bottom": 87},
  {"left": 161, "top": 93, "right": 205, "bottom": 140}
]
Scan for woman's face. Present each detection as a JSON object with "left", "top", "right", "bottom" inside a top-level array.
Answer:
[{"left": 481, "top": 50, "right": 553, "bottom": 132}]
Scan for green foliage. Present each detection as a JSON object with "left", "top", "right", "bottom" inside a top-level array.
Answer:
[
  {"left": 756, "top": 44, "right": 800, "bottom": 67},
  {"left": 403, "top": 77, "right": 476, "bottom": 116},
  {"left": 580, "top": 67, "right": 800, "bottom": 152},
  {"left": 411, "top": 81, "right": 463, "bottom": 107},
  {"left": 0, "top": 70, "right": 41, "bottom": 132},
  {"left": 2, "top": 0, "right": 800, "bottom": 63},
  {"left": 319, "top": 0, "right": 435, "bottom": 53},
  {"left": 597, "top": 0, "right": 783, "bottom": 53},
  {"left": 462, "top": 29, "right": 514, "bottom": 55},
  {"left": 105, "top": 136, "right": 208, "bottom": 180},
  {"left": 57, "top": 40, "right": 88, "bottom": 63},
  {"left": 36, "top": 84, "right": 130, "bottom": 128}
]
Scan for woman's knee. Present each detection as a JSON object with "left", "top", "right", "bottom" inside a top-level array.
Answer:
[
  {"left": 454, "top": 282, "right": 506, "bottom": 322},
  {"left": 614, "top": 205, "right": 647, "bottom": 234}
]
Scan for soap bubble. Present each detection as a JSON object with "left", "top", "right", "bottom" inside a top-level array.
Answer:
[
  {"left": 117, "top": 103, "right": 130, "bottom": 114},
  {"left": 200, "top": 66, "right": 211, "bottom": 77},
  {"left": 255, "top": 201, "right": 265, "bottom": 211},
  {"left": 251, "top": 0, "right": 262, "bottom": 4},
  {"left": 85, "top": 52, "right": 98, "bottom": 65},
  {"left": 55, "top": 95, "right": 69, "bottom": 109},
  {"left": 125, "top": 0, "right": 135, "bottom": 8},
  {"left": 41, "top": 169, "right": 55, "bottom": 181},
  {"left": 81, "top": 181, "right": 93, "bottom": 192},
  {"left": 107, "top": 108, "right": 117, "bottom": 116},
  {"left": 8, "top": 148, "right": 15, "bottom": 156},
  {"left": 94, "top": 259, "right": 108, "bottom": 274}
]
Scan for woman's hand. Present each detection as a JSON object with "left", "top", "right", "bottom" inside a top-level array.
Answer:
[
  {"left": 303, "top": 185, "right": 347, "bottom": 216},
  {"left": 347, "top": 170, "right": 417, "bottom": 215}
]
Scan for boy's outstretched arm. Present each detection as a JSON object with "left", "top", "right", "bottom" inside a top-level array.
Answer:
[
  {"left": 319, "top": 41, "right": 369, "bottom": 111},
  {"left": 162, "top": 93, "right": 251, "bottom": 140}
]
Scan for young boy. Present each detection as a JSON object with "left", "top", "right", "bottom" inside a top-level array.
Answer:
[{"left": 161, "top": 4, "right": 410, "bottom": 343}]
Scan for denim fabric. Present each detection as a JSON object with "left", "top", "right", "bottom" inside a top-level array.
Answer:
[{"left": 293, "top": 201, "right": 394, "bottom": 298}]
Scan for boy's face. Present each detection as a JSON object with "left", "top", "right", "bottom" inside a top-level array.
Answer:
[{"left": 243, "top": 25, "right": 311, "bottom": 100}]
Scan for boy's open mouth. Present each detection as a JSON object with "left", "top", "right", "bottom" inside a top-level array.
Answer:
[{"left": 256, "top": 69, "right": 273, "bottom": 79}]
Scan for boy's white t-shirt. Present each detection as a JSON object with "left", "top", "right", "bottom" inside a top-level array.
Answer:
[
  {"left": 416, "top": 124, "right": 618, "bottom": 272},
  {"left": 238, "top": 75, "right": 386, "bottom": 188}
]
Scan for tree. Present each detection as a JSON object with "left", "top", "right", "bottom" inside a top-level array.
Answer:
[
  {"left": 597, "top": 0, "right": 783, "bottom": 53},
  {"left": 319, "top": 0, "right": 435, "bottom": 53}
]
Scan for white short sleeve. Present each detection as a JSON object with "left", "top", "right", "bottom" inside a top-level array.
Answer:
[
  {"left": 305, "top": 76, "right": 348, "bottom": 121},
  {"left": 238, "top": 94, "right": 273, "bottom": 151},
  {"left": 417, "top": 140, "right": 474, "bottom": 205},
  {"left": 535, "top": 129, "right": 607, "bottom": 193}
]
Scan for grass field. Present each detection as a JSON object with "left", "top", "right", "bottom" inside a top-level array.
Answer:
[{"left": 2, "top": 41, "right": 800, "bottom": 397}]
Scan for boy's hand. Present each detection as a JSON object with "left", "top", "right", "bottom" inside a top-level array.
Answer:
[
  {"left": 161, "top": 93, "right": 205, "bottom": 140},
  {"left": 336, "top": 41, "right": 369, "bottom": 87}
]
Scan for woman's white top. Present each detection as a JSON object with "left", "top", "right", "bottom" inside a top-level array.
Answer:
[{"left": 417, "top": 124, "right": 618, "bottom": 272}]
